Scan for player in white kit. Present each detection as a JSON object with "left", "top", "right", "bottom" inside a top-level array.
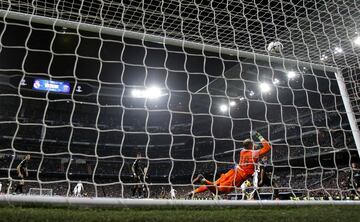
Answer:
[
  {"left": 73, "top": 181, "right": 84, "bottom": 197},
  {"left": 248, "top": 165, "right": 259, "bottom": 200},
  {"left": 170, "top": 188, "right": 177, "bottom": 199}
]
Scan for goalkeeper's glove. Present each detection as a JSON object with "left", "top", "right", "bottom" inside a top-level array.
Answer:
[{"left": 254, "top": 132, "right": 264, "bottom": 141}]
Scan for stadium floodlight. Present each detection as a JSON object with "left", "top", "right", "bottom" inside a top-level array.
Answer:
[
  {"left": 131, "top": 89, "right": 144, "bottom": 98},
  {"left": 354, "top": 36, "right": 360, "bottom": 46},
  {"left": 272, "top": 78, "right": 280, "bottom": 85},
  {"left": 131, "top": 86, "right": 164, "bottom": 99},
  {"left": 219, "top": 104, "right": 228, "bottom": 112},
  {"left": 259, "top": 82, "right": 271, "bottom": 93},
  {"left": 146, "top": 86, "right": 162, "bottom": 99},
  {"left": 239, "top": 97, "right": 245, "bottom": 101},
  {"left": 320, "top": 54, "right": 328, "bottom": 62},
  {"left": 229, "top": 101, "right": 236, "bottom": 107},
  {"left": 287, "top": 71, "right": 297, "bottom": 79},
  {"left": 249, "top": 91, "right": 255, "bottom": 97},
  {"left": 334, "top": 46, "right": 343, "bottom": 54}
]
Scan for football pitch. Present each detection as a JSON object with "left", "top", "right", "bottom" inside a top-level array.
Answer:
[{"left": 1, "top": 205, "right": 360, "bottom": 222}]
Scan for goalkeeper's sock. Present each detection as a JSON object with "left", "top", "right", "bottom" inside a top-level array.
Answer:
[
  {"left": 195, "top": 174, "right": 212, "bottom": 185},
  {"left": 194, "top": 185, "right": 208, "bottom": 194},
  {"left": 203, "top": 179, "right": 213, "bottom": 185}
]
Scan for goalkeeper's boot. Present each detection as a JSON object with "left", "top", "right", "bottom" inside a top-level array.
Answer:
[{"left": 192, "top": 174, "right": 205, "bottom": 184}]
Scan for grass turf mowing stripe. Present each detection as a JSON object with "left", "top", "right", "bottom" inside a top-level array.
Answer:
[{"left": 0, "top": 205, "right": 359, "bottom": 222}]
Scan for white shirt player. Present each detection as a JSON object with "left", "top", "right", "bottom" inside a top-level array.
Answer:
[
  {"left": 73, "top": 182, "right": 84, "bottom": 197},
  {"left": 252, "top": 165, "right": 259, "bottom": 189},
  {"left": 170, "top": 188, "right": 177, "bottom": 199},
  {"left": 248, "top": 164, "right": 260, "bottom": 200}
]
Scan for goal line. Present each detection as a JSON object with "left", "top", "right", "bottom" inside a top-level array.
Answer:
[{"left": 1, "top": 195, "right": 360, "bottom": 208}]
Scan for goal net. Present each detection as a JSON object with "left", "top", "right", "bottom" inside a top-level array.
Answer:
[
  {"left": 29, "top": 188, "right": 53, "bottom": 196},
  {"left": 0, "top": 0, "right": 360, "bottom": 206}
]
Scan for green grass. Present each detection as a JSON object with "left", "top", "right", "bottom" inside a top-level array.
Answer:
[{"left": 0, "top": 205, "right": 360, "bottom": 222}]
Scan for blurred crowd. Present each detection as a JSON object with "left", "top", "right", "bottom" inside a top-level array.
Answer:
[
  {"left": 0, "top": 167, "right": 358, "bottom": 200},
  {"left": 0, "top": 97, "right": 359, "bottom": 200}
]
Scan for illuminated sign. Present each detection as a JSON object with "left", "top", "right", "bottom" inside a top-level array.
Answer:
[{"left": 33, "top": 79, "right": 70, "bottom": 93}]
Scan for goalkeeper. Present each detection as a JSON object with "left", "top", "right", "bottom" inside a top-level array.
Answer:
[{"left": 188, "top": 132, "right": 271, "bottom": 196}]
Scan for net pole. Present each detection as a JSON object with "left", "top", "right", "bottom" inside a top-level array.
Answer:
[
  {"left": 0, "top": 9, "right": 338, "bottom": 73},
  {"left": 335, "top": 70, "right": 360, "bottom": 157}
]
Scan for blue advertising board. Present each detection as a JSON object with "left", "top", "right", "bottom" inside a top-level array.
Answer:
[{"left": 33, "top": 79, "right": 70, "bottom": 93}]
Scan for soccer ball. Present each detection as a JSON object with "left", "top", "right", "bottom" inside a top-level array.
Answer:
[{"left": 267, "top": 41, "right": 283, "bottom": 53}]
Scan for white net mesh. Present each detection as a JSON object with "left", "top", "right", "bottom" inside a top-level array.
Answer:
[
  {"left": 29, "top": 188, "right": 53, "bottom": 196},
  {"left": 0, "top": 0, "right": 359, "bottom": 203}
]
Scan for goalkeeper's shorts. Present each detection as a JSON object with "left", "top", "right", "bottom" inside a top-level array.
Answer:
[{"left": 214, "top": 167, "right": 250, "bottom": 194}]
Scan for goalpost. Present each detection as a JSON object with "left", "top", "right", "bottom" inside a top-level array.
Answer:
[{"left": 0, "top": 0, "right": 360, "bottom": 207}]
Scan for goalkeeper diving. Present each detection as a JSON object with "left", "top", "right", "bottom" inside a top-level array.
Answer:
[{"left": 188, "top": 132, "right": 271, "bottom": 197}]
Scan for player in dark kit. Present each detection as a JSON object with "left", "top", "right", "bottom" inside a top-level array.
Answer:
[
  {"left": 15, "top": 154, "right": 30, "bottom": 194},
  {"left": 17, "top": 154, "right": 30, "bottom": 179},
  {"left": 258, "top": 156, "right": 279, "bottom": 200},
  {"left": 131, "top": 153, "right": 148, "bottom": 198},
  {"left": 4, "top": 180, "right": 12, "bottom": 194},
  {"left": 14, "top": 179, "right": 25, "bottom": 194},
  {"left": 348, "top": 162, "right": 360, "bottom": 198}
]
